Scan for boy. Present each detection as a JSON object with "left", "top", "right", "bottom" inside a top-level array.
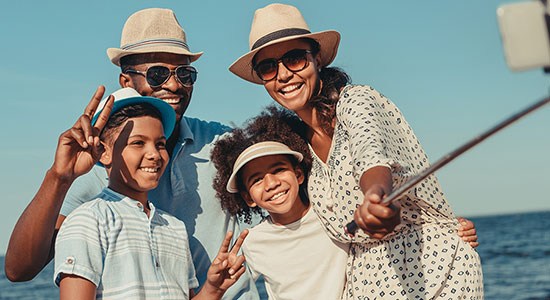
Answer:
[
  {"left": 54, "top": 88, "right": 247, "bottom": 299},
  {"left": 211, "top": 107, "right": 349, "bottom": 300}
]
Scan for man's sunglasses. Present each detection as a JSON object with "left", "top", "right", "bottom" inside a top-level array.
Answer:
[
  {"left": 253, "top": 49, "right": 312, "bottom": 81},
  {"left": 125, "top": 65, "right": 198, "bottom": 88}
]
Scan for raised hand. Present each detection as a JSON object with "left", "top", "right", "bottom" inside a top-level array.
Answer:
[
  {"left": 354, "top": 184, "right": 401, "bottom": 239},
  {"left": 202, "top": 230, "right": 249, "bottom": 298},
  {"left": 51, "top": 86, "right": 114, "bottom": 183}
]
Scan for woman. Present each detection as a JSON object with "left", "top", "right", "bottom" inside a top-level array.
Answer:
[{"left": 229, "top": 3, "right": 483, "bottom": 299}]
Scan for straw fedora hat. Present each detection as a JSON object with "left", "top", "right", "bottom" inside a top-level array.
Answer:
[
  {"left": 229, "top": 3, "right": 340, "bottom": 84},
  {"left": 107, "top": 8, "right": 203, "bottom": 66}
]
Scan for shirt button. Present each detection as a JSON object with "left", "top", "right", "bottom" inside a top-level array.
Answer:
[
  {"left": 156, "top": 262, "right": 160, "bottom": 268},
  {"left": 137, "top": 203, "right": 142, "bottom": 208},
  {"left": 67, "top": 258, "right": 74, "bottom": 264}
]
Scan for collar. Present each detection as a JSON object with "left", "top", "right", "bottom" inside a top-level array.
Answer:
[{"left": 178, "top": 117, "right": 194, "bottom": 142}]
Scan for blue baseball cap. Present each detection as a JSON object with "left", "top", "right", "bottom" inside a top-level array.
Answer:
[{"left": 92, "top": 87, "right": 176, "bottom": 138}]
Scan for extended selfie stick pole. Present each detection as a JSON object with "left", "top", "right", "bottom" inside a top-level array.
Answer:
[{"left": 345, "top": 96, "right": 550, "bottom": 236}]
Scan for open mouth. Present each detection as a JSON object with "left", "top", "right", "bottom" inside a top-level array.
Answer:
[
  {"left": 278, "top": 82, "right": 303, "bottom": 95},
  {"left": 162, "top": 98, "right": 181, "bottom": 104},
  {"left": 139, "top": 167, "right": 160, "bottom": 173},
  {"left": 268, "top": 190, "right": 288, "bottom": 202}
]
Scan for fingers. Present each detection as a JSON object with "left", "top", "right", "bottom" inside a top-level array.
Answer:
[
  {"left": 469, "top": 241, "right": 479, "bottom": 248},
  {"left": 229, "top": 229, "right": 248, "bottom": 256},
  {"left": 93, "top": 95, "right": 114, "bottom": 134},
  {"left": 227, "top": 254, "right": 246, "bottom": 276},
  {"left": 458, "top": 228, "right": 476, "bottom": 237},
  {"left": 217, "top": 231, "right": 234, "bottom": 256},
  {"left": 457, "top": 217, "right": 474, "bottom": 231},
  {"left": 83, "top": 86, "right": 106, "bottom": 119}
]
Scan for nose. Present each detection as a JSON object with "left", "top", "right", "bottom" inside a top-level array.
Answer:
[
  {"left": 277, "top": 61, "right": 293, "bottom": 82},
  {"left": 263, "top": 173, "right": 280, "bottom": 190},
  {"left": 144, "top": 145, "right": 161, "bottom": 161},
  {"left": 160, "top": 71, "right": 181, "bottom": 92}
]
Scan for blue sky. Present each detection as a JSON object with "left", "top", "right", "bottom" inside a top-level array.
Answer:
[{"left": 0, "top": 0, "right": 548, "bottom": 254}]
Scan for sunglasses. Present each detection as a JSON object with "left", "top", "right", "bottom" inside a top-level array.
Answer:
[
  {"left": 253, "top": 49, "right": 312, "bottom": 81},
  {"left": 125, "top": 65, "right": 198, "bottom": 88}
]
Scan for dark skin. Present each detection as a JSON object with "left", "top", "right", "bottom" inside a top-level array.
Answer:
[{"left": 4, "top": 53, "right": 194, "bottom": 281}]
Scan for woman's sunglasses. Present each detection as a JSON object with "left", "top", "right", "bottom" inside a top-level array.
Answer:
[
  {"left": 125, "top": 65, "right": 198, "bottom": 88},
  {"left": 253, "top": 49, "right": 312, "bottom": 81}
]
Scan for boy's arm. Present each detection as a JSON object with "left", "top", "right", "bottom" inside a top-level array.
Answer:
[
  {"left": 4, "top": 86, "right": 113, "bottom": 281},
  {"left": 192, "top": 230, "right": 249, "bottom": 300},
  {"left": 59, "top": 274, "right": 97, "bottom": 300}
]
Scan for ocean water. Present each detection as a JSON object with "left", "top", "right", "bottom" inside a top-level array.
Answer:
[{"left": 1, "top": 211, "right": 549, "bottom": 299}]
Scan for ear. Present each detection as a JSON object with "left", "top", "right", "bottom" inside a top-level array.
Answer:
[
  {"left": 98, "top": 141, "right": 113, "bottom": 166},
  {"left": 240, "top": 191, "right": 257, "bottom": 208},
  {"left": 295, "top": 165, "right": 305, "bottom": 185},
  {"left": 119, "top": 72, "right": 134, "bottom": 88}
]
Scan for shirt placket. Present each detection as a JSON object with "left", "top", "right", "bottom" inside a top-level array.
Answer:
[{"left": 137, "top": 202, "right": 166, "bottom": 298}]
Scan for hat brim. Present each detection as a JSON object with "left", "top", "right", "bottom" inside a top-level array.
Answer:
[
  {"left": 107, "top": 46, "right": 203, "bottom": 66},
  {"left": 92, "top": 96, "right": 176, "bottom": 139},
  {"left": 229, "top": 30, "right": 340, "bottom": 84}
]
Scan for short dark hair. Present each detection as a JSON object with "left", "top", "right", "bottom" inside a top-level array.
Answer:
[
  {"left": 211, "top": 106, "right": 312, "bottom": 224},
  {"left": 100, "top": 103, "right": 163, "bottom": 145}
]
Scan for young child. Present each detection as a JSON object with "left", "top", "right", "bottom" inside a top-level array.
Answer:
[
  {"left": 211, "top": 107, "right": 349, "bottom": 300},
  {"left": 54, "top": 88, "right": 247, "bottom": 300}
]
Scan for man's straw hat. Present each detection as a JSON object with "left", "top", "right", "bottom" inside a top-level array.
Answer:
[
  {"left": 107, "top": 8, "right": 203, "bottom": 66},
  {"left": 229, "top": 3, "right": 340, "bottom": 84}
]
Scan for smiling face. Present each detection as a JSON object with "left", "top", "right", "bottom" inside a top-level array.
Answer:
[
  {"left": 255, "top": 39, "right": 321, "bottom": 116},
  {"left": 120, "top": 53, "right": 193, "bottom": 125},
  {"left": 102, "top": 116, "right": 169, "bottom": 202},
  {"left": 239, "top": 154, "right": 308, "bottom": 225}
]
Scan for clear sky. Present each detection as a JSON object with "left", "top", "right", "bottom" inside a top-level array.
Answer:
[{"left": 0, "top": 0, "right": 548, "bottom": 255}]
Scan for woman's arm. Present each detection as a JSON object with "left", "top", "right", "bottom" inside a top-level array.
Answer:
[
  {"left": 353, "top": 166, "right": 401, "bottom": 239},
  {"left": 59, "top": 274, "right": 97, "bottom": 300}
]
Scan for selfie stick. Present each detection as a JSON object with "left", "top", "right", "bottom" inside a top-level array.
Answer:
[{"left": 345, "top": 96, "right": 550, "bottom": 236}]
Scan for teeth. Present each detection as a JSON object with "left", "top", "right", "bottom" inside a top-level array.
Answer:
[
  {"left": 270, "top": 191, "right": 287, "bottom": 201},
  {"left": 140, "top": 167, "right": 158, "bottom": 173},
  {"left": 163, "top": 98, "right": 180, "bottom": 104},
  {"left": 280, "top": 83, "right": 301, "bottom": 94}
]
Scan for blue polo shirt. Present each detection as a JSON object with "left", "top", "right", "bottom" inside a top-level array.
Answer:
[
  {"left": 55, "top": 188, "right": 198, "bottom": 299},
  {"left": 60, "top": 116, "right": 259, "bottom": 300}
]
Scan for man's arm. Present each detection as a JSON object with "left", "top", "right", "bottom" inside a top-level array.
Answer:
[{"left": 4, "top": 86, "right": 112, "bottom": 281}]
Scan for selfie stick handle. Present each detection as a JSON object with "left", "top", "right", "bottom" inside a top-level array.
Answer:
[{"left": 345, "top": 96, "right": 550, "bottom": 236}]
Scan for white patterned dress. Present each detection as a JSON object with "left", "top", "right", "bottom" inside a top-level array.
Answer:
[{"left": 307, "top": 85, "right": 483, "bottom": 299}]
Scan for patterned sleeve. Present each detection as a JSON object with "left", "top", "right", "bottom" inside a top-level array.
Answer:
[
  {"left": 54, "top": 203, "right": 105, "bottom": 287},
  {"left": 337, "top": 85, "right": 423, "bottom": 186}
]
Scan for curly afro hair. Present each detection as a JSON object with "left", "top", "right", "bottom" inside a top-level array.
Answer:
[{"left": 211, "top": 105, "right": 312, "bottom": 224}]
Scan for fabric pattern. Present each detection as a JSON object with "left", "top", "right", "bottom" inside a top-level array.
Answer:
[
  {"left": 54, "top": 188, "right": 198, "bottom": 299},
  {"left": 307, "top": 85, "right": 483, "bottom": 299}
]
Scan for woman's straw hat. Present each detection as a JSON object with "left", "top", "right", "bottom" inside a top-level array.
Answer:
[
  {"left": 229, "top": 3, "right": 340, "bottom": 84},
  {"left": 107, "top": 8, "right": 203, "bottom": 66}
]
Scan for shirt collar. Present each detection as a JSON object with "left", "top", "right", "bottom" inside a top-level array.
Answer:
[{"left": 178, "top": 117, "right": 194, "bottom": 142}]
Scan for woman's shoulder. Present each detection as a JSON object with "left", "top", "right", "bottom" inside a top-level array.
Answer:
[{"left": 337, "top": 84, "right": 394, "bottom": 112}]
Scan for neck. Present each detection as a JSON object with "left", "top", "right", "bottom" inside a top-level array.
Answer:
[{"left": 270, "top": 200, "right": 310, "bottom": 226}]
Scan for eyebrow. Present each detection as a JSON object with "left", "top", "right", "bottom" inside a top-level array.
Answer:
[
  {"left": 244, "top": 160, "right": 289, "bottom": 185},
  {"left": 128, "top": 134, "right": 166, "bottom": 141}
]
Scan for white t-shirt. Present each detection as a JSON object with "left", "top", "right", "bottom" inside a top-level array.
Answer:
[{"left": 242, "top": 207, "right": 349, "bottom": 300}]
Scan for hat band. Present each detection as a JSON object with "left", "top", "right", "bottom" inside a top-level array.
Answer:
[
  {"left": 251, "top": 28, "right": 311, "bottom": 50},
  {"left": 122, "top": 38, "right": 190, "bottom": 51}
]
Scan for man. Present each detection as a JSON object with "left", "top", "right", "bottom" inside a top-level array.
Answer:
[{"left": 5, "top": 8, "right": 259, "bottom": 299}]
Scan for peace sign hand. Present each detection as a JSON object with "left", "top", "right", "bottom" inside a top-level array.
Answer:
[
  {"left": 50, "top": 86, "right": 114, "bottom": 184},
  {"left": 203, "top": 230, "right": 249, "bottom": 298}
]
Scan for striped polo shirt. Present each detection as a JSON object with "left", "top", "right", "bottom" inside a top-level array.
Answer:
[{"left": 54, "top": 188, "right": 198, "bottom": 299}]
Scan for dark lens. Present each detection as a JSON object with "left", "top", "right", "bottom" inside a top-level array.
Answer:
[
  {"left": 282, "top": 49, "right": 308, "bottom": 72},
  {"left": 176, "top": 66, "right": 197, "bottom": 86},
  {"left": 255, "top": 59, "right": 278, "bottom": 81},
  {"left": 146, "top": 66, "right": 171, "bottom": 87}
]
